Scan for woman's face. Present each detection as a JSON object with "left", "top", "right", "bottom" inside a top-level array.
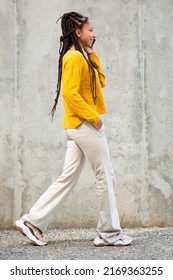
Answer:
[{"left": 76, "top": 20, "right": 96, "bottom": 48}]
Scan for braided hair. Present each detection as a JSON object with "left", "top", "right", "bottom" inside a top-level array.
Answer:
[{"left": 50, "top": 12, "right": 96, "bottom": 118}]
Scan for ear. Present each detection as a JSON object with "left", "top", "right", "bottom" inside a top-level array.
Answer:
[{"left": 75, "top": 28, "right": 82, "bottom": 38}]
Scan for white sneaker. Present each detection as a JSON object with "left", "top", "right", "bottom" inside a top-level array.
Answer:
[
  {"left": 15, "top": 218, "right": 47, "bottom": 246},
  {"left": 94, "top": 234, "right": 133, "bottom": 247}
]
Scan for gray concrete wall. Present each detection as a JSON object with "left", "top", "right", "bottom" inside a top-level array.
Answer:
[{"left": 0, "top": 0, "right": 173, "bottom": 229}]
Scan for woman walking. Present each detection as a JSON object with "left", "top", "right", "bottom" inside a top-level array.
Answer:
[{"left": 15, "top": 12, "right": 133, "bottom": 247}]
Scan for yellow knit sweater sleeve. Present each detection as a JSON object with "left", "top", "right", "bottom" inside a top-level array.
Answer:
[
  {"left": 88, "top": 52, "right": 106, "bottom": 88},
  {"left": 62, "top": 52, "right": 100, "bottom": 125}
]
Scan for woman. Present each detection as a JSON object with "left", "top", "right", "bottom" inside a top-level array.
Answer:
[{"left": 15, "top": 12, "right": 133, "bottom": 247}]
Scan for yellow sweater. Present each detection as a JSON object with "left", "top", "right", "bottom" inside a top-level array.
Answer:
[{"left": 62, "top": 50, "right": 106, "bottom": 128}]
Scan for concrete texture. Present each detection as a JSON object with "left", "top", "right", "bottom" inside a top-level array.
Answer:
[{"left": 0, "top": 0, "right": 173, "bottom": 229}]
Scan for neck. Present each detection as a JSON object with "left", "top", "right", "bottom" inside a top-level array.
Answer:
[{"left": 69, "top": 45, "right": 75, "bottom": 50}]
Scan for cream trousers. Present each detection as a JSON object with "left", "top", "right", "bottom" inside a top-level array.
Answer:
[{"left": 22, "top": 121, "right": 122, "bottom": 243}]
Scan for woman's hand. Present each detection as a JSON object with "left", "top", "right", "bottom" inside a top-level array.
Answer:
[
  {"left": 84, "top": 39, "right": 95, "bottom": 54},
  {"left": 92, "top": 119, "right": 103, "bottom": 130},
  {"left": 84, "top": 46, "right": 94, "bottom": 54}
]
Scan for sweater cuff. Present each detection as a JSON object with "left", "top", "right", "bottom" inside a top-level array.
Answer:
[
  {"left": 90, "top": 115, "right": 100, "bottom": 125},
  {"left": 88, "top": 52, "right": 98, "bottom": 59}
]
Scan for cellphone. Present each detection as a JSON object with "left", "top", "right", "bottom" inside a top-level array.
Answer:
[{"left": 91, "top": 38, "right": 96, "bottom": 47}]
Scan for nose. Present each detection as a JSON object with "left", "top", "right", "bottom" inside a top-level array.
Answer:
[{"left": 93, "top": 32, "right": 96, "bottom": 39}]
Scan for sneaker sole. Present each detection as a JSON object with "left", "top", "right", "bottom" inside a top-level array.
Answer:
[
  {"left": 114, "top": 239, "right": 133, "bottom": 246},
  {"left": 94, "top": 239, "right": 133, "bottom": 247},
  {"left": 94, "top": 243, "right": 132, "bottom": 247},
  {"left": 15, "top": 220, "right": 47, "bottom": 246},
  {"left": 94, "top": 243, "right": 107, "bottom": 247}
]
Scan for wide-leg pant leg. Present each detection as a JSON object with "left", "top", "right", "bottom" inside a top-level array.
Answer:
[
  {"left": 22, "top": 131, "right": 85, "bottom": 233},
  {"left": 66, "top": 121, "right": 122, "bottom": 244}
]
